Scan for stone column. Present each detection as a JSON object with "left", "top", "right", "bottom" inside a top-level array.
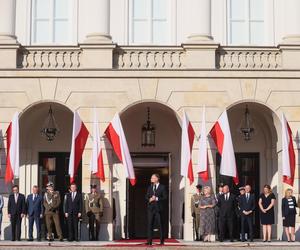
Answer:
[
  {"left": 0, "top": 0, "right": 17, "bottom": 43},
  {"left": 279, "top": 0, "right": 300, "bottom": 69},
  {"left": 80, "top": 0, "right": 115, "bottom": 69},
  {"left": 82, "top": 0, "right": 112, "bottom": 43},
  {"left": 0, "top": 0, "right": 19, "bottom": 69},
  {"left": 187, "top": 0, "right": 213, "bottom": 42},
  {"left": 183, "top": 0, "right": 218, "bottom": 69}
]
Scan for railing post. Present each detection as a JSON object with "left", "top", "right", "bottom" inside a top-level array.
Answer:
[{"left": 182, "top": 44, "right": 219, "bottom": 69}]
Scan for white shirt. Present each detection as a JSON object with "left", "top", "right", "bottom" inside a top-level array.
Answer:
[
  {"left": 225, "top": 193, "right": 230, "bottom": 201},
  {"left": 14, "top": 193, "right": 18, "bottom": 203},
  {"left": 153, "top": 183, "right": 159, "bottom": 201},
  {"left": 153, "top": 183, "right": 160, "bottom": 192},
  {"left": 72, "top": 192, "right": 77, "bottom": 201},
  {"left": 246, "top": 193, "right": 250, "bottom": 200}
]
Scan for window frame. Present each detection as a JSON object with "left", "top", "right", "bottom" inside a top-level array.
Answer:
[
  {"left": 31, "top": 0, "right": 78, "bottom": 45},
  {"left": 128, "top": 0, "right": 175, "bottom": 45},
  {"left": 227, "top": 0, "right": 267, "bottom": 45}
]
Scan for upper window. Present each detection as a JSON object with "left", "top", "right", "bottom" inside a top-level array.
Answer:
[
  {"left": 32, "top": 0, "right": 74, "bottom": 44},
  {"left": 228, "top": 0, "right": 265, "bottom": 45},
  {"left": 130, "top": 0, "right": 171, "bottom": 44}
]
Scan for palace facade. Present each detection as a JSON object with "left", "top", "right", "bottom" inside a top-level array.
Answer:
[{"left": 0, "top": 0, "right": 300, "bottom": 241}]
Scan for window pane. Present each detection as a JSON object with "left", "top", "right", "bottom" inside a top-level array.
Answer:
[
  {"left": 153, "top": 0, "right": 167, "bottom": 19},
  {"left": 152, "top": 20, "right": 167, "bottom": 44},
  {"left": 133, "top": 20, "right": 148, "bottom": 43},
  {"left": 54, "top": 0, "right": 69, "bottom": 19},
  {"left": 230, "top": 21, "right": 248, "bottom": 44},
  {"left": 35, "top": 20, "right": 50, "bottom": 43},
  {"left": 250, "top": 21, "right": 264, "bottom": 44},
  {"left": 35, "top": 0, "right": 51, "bottom": 18},
  {"left": 230, "top": 0, "right": 246, "bottom": 20},
  {"left": 133, "top": 0, "right": 147, "bottom": 19},
  {"left": 54, "top": 20, "right": 69, "bottom": 43},
  {"left": 250, "top": 0, "right": 264, "bottom": 20}
]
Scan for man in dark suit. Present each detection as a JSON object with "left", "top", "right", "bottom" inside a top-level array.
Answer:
[
  {"left": 7, "top": 185, "right": 26, "bottom": 241},
  {"left": 26, "top": 185, "right": 43, "bottom": 241},
  {"left": 145, "top": 173, "right": 167, "bottom": 246},
  {"left": 217, "top": 184, "right": 237, "bottom": 242},
  {"left": 64, "top": 183, "right": 82, "bottom": 241},
  {"left": 238, "top": 184, "right": 255, "bottom": 242}
]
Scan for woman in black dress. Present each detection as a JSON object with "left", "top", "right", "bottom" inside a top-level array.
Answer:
[
  {"left": 258, "top": 185, "right": 276, "bottom": 242},
  {"left": 282, "top": 188, "right": 297, "bottom": 242}
]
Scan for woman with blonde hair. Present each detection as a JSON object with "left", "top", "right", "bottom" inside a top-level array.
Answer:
[
  {"left": 258, "top": 184, "right": 276, "bottom": 242},
  {"left": 199, "top": 186, "right": 217, "bottom": 242},
  {"left": 282, "top": 188, "right": 297, "bottom": 242}
]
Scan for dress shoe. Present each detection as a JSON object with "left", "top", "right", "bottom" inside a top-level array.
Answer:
[
  {"left": 59, "top": 238, "right": 64, "bottom": 242},
  {"left": 27, "top": 239, "right": 33, "bottom": 241}
]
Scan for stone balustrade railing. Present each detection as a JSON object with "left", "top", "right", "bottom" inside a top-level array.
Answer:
[
  {"left": 216, "top": 47, "right": 282, "bottom": 69},
  {"left": 113, "top": 46, "right": 185, "bottom": 69},
  {"left": 15, "top": 45, "right": 284, "bottom": 70},
  {"left": 17, "top": 46, "right": 82, "bottom": 69}
]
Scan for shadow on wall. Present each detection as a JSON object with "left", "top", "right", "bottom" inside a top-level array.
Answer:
[{"left": 81, "top": 175, "right": 111, "bottom": 241}]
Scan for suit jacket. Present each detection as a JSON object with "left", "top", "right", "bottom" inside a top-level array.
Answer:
[
  {"left": 26, "top": 194, "right": 43, "bottom": 217},
  {"left": 145, "top": 183, "right": 167, "bottom": 212},
  {"left": 217, "top": 192, "right": 237, "bottom": 218},
  {"left": 8, "top": 193, "right": 26, "bottom": 216},
  {"left": 65, "top": 192, "right": 82, "bottom": 215},
  {"left": 43, "top": 191, "right": 61, "bottom": 214},
  {"left": 238, "top": 193, "right": 255, "bottom": 216},
  {"left": 282, "top": 196, "right": 297, "bottom": 217}
]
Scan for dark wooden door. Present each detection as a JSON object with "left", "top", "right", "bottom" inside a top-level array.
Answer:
[
  {"left": 38, "top": 152, "right": 82, "bottom": 238},
  {"left": 127, "top": 167, "right": 169, "bottom": 239},
  {"left": 216, "top": 152, "right": 260, "bottom": 238}
]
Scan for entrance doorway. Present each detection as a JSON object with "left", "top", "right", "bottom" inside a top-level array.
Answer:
[
  {"left": 38, "top": 152, "right": 82, "bottom": 238},
  {"left": 216, "top": 152, "right": 260, "bottom": 238},
  {"left": 127, "top": 153, "right": 170, "bottom": 239}
]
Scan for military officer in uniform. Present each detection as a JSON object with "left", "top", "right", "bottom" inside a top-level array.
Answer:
[
  {"left": 85, "top": 184, "right": 103, "bottom": 241},
  {"left": 43, "top": 182, "right": 63, "bottom": 241},
  {"left": 191, "top": 184, "right": 202, "bottom": 241}
]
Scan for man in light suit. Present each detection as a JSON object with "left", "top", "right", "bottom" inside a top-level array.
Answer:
[
  {"left": 64, "top": 183, "right": 82, "bottom": 242},
  {"left": 145, "top": 173, "right": 167, "bottom": 246},
  {"left": 26, "top": 185, "right": 43, "bottom": 241},
  {"left": 8, "top": 185, "right": 26, "bottom": 241}
]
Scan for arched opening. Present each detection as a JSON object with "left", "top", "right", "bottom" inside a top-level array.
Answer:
[
  {"left": 19, "top": 101, "right": 78, "bottom": 238},
  {"left": 112, "top": 101, "right": 182, "bottom": 240},
  {"left": 215, "top": 101, "right": 280, "bottom": 239}
]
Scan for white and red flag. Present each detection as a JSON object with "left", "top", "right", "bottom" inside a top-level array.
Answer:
[
  {"left": 69, "top": 111, "right": 89, "bottom": 183},
  {"left": 197, "top": 106, "right": 209, "bottom": 182},
  {"left": 210, "top": 110, "right": 239, "bottom": 184},
  {"left": 281, "top": 113, "right": 295, "bottom": 186},
  {"left": 5, "top": 112, "right": 19, "bottom": 183},
  {"left": 105, "top": 113, "right": 136, "bottom": 186},
  {"left": 180, "top": 111, "right": 195, "bottom": 185},
  {"left": 90, "top": 109, "right": 105, "bottom": 182}
]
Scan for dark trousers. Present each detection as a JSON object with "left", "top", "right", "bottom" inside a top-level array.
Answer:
[
  {"left": 241, "top": 215, "right": 253, "bottom": 240},
  {"left": 28, "top": 215, "right": 41, "bottom": 240},
  {"left": 88, "top": 213, "right": 100, "bottom": 240},
  {"left": 220, "top": 216, "right": 233, "bottom": 241},
  {"left": 147, "top": 209, "right": 164, "bottom": 244},
  {"left": 11, "top": 214, "right": 22, "bottom": 240},
  {"left": 67, "top": 214, "right": 79, "bottom": 241}
]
